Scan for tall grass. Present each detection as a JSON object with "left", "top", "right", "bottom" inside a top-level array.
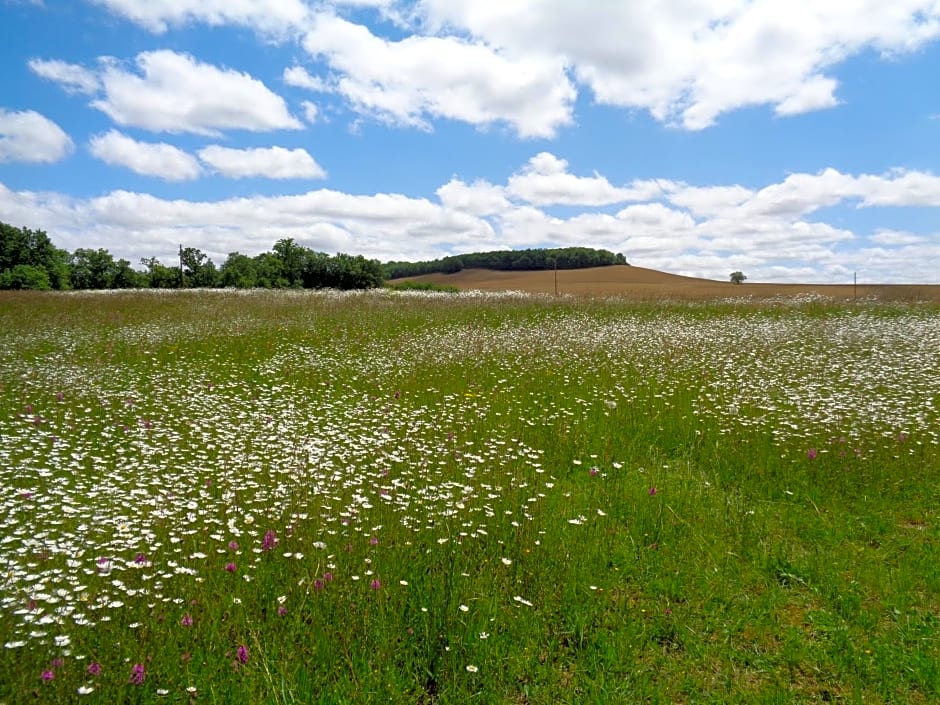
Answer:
[{"left": 0, "top": 289, "right": 937, "bottom": 703}]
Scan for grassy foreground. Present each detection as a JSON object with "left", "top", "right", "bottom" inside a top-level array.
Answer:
[{"left": 0, "top": 289, "right": 938, "bottom": 704}]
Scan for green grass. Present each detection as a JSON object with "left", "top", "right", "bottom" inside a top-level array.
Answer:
[
  {"left": 384, "top": 281, "right": 461, "bottom": 294},
  {"left": 0, "top": 289, "right": 937, "bottom": 703}
]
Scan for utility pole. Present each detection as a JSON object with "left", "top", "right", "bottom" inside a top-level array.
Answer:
[
  {"left": 554, "top": 257, "right": 558, "bottom": 296},
  {"left": 179, "top": 244, "right": 184, "bottom": 288}
]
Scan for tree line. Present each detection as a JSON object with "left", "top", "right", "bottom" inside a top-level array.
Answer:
[
  {"left": 2, "top": 221, "right": 629, "bottom": 291},
  {"left": 384, "top": 247, "right": 627, "bottom": 279},
  {"left": 0, "top": 221, "right": 384, "bottom": 290}
]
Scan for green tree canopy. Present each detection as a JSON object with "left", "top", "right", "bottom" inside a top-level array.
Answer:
[
  {"left": 383, "top": 247, "right": 628, "bottom": 279},
  {"left": 180, "top": 247, "right": 219, "bottom": 288},
  {"left": 0, "top": 221, "right": 70, "bottom": 290}
]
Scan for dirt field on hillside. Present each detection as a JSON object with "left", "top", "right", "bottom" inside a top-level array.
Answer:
[{"left": 398, "top": 265, "right": 940, "bottom": 302}]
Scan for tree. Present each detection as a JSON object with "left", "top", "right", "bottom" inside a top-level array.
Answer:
[
  {"left": 219, "top": 252, "right": 258, "bottom": 288},
  {"left": 1, "top": 221, "right": 70, "bottom": 289},
  {"left": 112, "top": 258, "right": 144, "bottom": 288},
  {"left": 70, "top": 248, "right": 119, "bottom": 289},
  {"left": 272, "top": 238, "right": 306, "bottom": 287},
  {"left": 0, "top": 264, "right": 52, "bottom": 290},
  {"left": 139, "top": 257, "right": 179, "bottom": 289},
  {"left": 180, "top": 247, "right": 219, "bottom": 287},
  {"left": 252, "top": 252, "right": 289, "bottom": 288},
  {"left": 730, "top": 271, "right": 747, "bottom": 285}
]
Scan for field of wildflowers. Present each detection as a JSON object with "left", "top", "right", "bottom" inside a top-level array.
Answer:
[{"left": 1, "top": 289, "right": 938, "bottom": 703}]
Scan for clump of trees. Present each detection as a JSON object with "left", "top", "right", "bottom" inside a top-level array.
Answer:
[
  {"left": 0, "top": 222, "right": 70, "bottom": 290},
  {"left": 729, "top": 271, "right": 747, "bottom": 284},
  {"left": 384, "top": 247, "right": 628, "bottom": 279},
  {"left": 0, "top": 221, "right": 384, "bottom": 291}
]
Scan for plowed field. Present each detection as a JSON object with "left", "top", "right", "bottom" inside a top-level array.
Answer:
[{"left": 398, "top": 265, "right": 940, "bottom": 301}]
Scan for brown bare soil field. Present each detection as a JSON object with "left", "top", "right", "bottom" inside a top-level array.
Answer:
[{"left": 397, "top": 265, "right": 940, "bottom": 302}]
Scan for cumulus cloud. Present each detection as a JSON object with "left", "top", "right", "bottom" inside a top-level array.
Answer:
[
  {"left": 28, "top": 58, "right": 100, "bottom": 94},
  {"left": 283, "top": 66, "right": 329, "bottom": 92},
  {"left": 197, "top": 145, "right": 327, "bottom": 179},
  {"left": 300, "top": 12, "right": 576, "bottom": 138},
  {"left": 662, "top": 184, "right": 755, "bottom": 218},
  {"left": 0, "top": 182, "right": 494, "bottom": 265},
  {"left": 75, "top": 1, "right": 940, "bottom": 132},
  {"left": 436, "top": 178, "right": 510, "bottom": 216},
  {"left": 419, "top": 0, "right": 940, "bottom": 129},
  {"left": 856, "top": 169, "right": 940, "bottom": 207},
  {"left": 0, "top": 108, "right": 73, "bottom": 163},
  {"left": 507, "top": 152, "right": 664, "bottom": 206},
  {"left": 2, "top": 155, "right": 939, "bottom": 283},
  {"left": 869, "top": 230, "right": 928, "bottom": 246},
  {"left": 92, "top": 50, "right": 302, "bottom": 135},
  {"left": 88, "top": 130, "right": 202, "bottom": 181},
  {"left": 88, "top": 0, "right": 309, "bottom": 35}
]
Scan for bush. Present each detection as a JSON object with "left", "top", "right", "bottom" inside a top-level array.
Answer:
[{"left": 0, "top": 264, "right": 52, "bottom": 290}]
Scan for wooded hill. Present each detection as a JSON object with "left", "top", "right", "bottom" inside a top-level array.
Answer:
[{"left": 384, "top": 247, "right": 628, "bottom": 279}]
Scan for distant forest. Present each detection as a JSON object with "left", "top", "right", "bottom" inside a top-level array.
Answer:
[
  {"left": 384, "top": 247, "right": 627, "bottom": 279},
  {"left": 1, "top": 221, "right": 626, "bottom": 291}
]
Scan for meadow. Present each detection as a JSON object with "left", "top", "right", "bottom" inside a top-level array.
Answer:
[{"left": 0, "top": 288, "right": 937, "bottom": 704}]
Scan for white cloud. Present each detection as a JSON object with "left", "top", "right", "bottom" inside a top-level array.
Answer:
[
  {"left": 301, "top": 12, "right": 575, "bottom": 138},
  {"left": 869, "top": 229, "right": 928, "bottom": 245},
  {"left": 197, "top": 145, "right": 327, "bottom": 179},
  {"left": 28, "top": 58, "right": 100, "bottom": 94},
  {"left": 283, "top": 66, "right": 329, "bottom": 92},
  {"left": 662, "top": 167, "right": 940, "bottom": 221},
  {"left": 88, "top": 130, "right": 202, "bottom": 181},
  {"left": 773, "top": 75, "right": 841, "bottom": 116},
  {"left": 856, "top": 169, "right": 940, "bottom": 207},
  {"left": 2, "top": 156, "right": 939, "bottom": 283},
  {"left": 663, "top": 184, "right": 754, "bottom": 218},
  {"left": 92, "top": 50, "right": 302, "bottom": 135},
  {"left": 742, "top": 169, "right": 860, "bottom": 218},
  {"left": 436, "top": 178, "right": 509, "bottom": 216},
  {"left": 418, "top": 0, "right": 940, "bottom": 129},
  {"left": 0, "top": 182, "right": 494, "bottom": 265},
  {"left": 301, "top": 101, "right": 320, "bottom": 124},
  {"left": 507, "top": 152, "right": 664, "bottom": 206},
  {"left": 59, "top": 1, "right": 940, "bottom": 134},
  {"left": 0, "top": 108, "right": 73, "bottom": 163},
  {"left": 89, "top": 0, "right": 309, "bottom": 35}
]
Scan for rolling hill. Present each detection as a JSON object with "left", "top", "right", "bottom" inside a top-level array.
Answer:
[{"left": 394, "top": 265, "right": 940, "bottom": 301}]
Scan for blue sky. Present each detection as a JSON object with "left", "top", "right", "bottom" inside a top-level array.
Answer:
[{"left": 1, "top": 0, "right": 939, "bottom": 283}]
